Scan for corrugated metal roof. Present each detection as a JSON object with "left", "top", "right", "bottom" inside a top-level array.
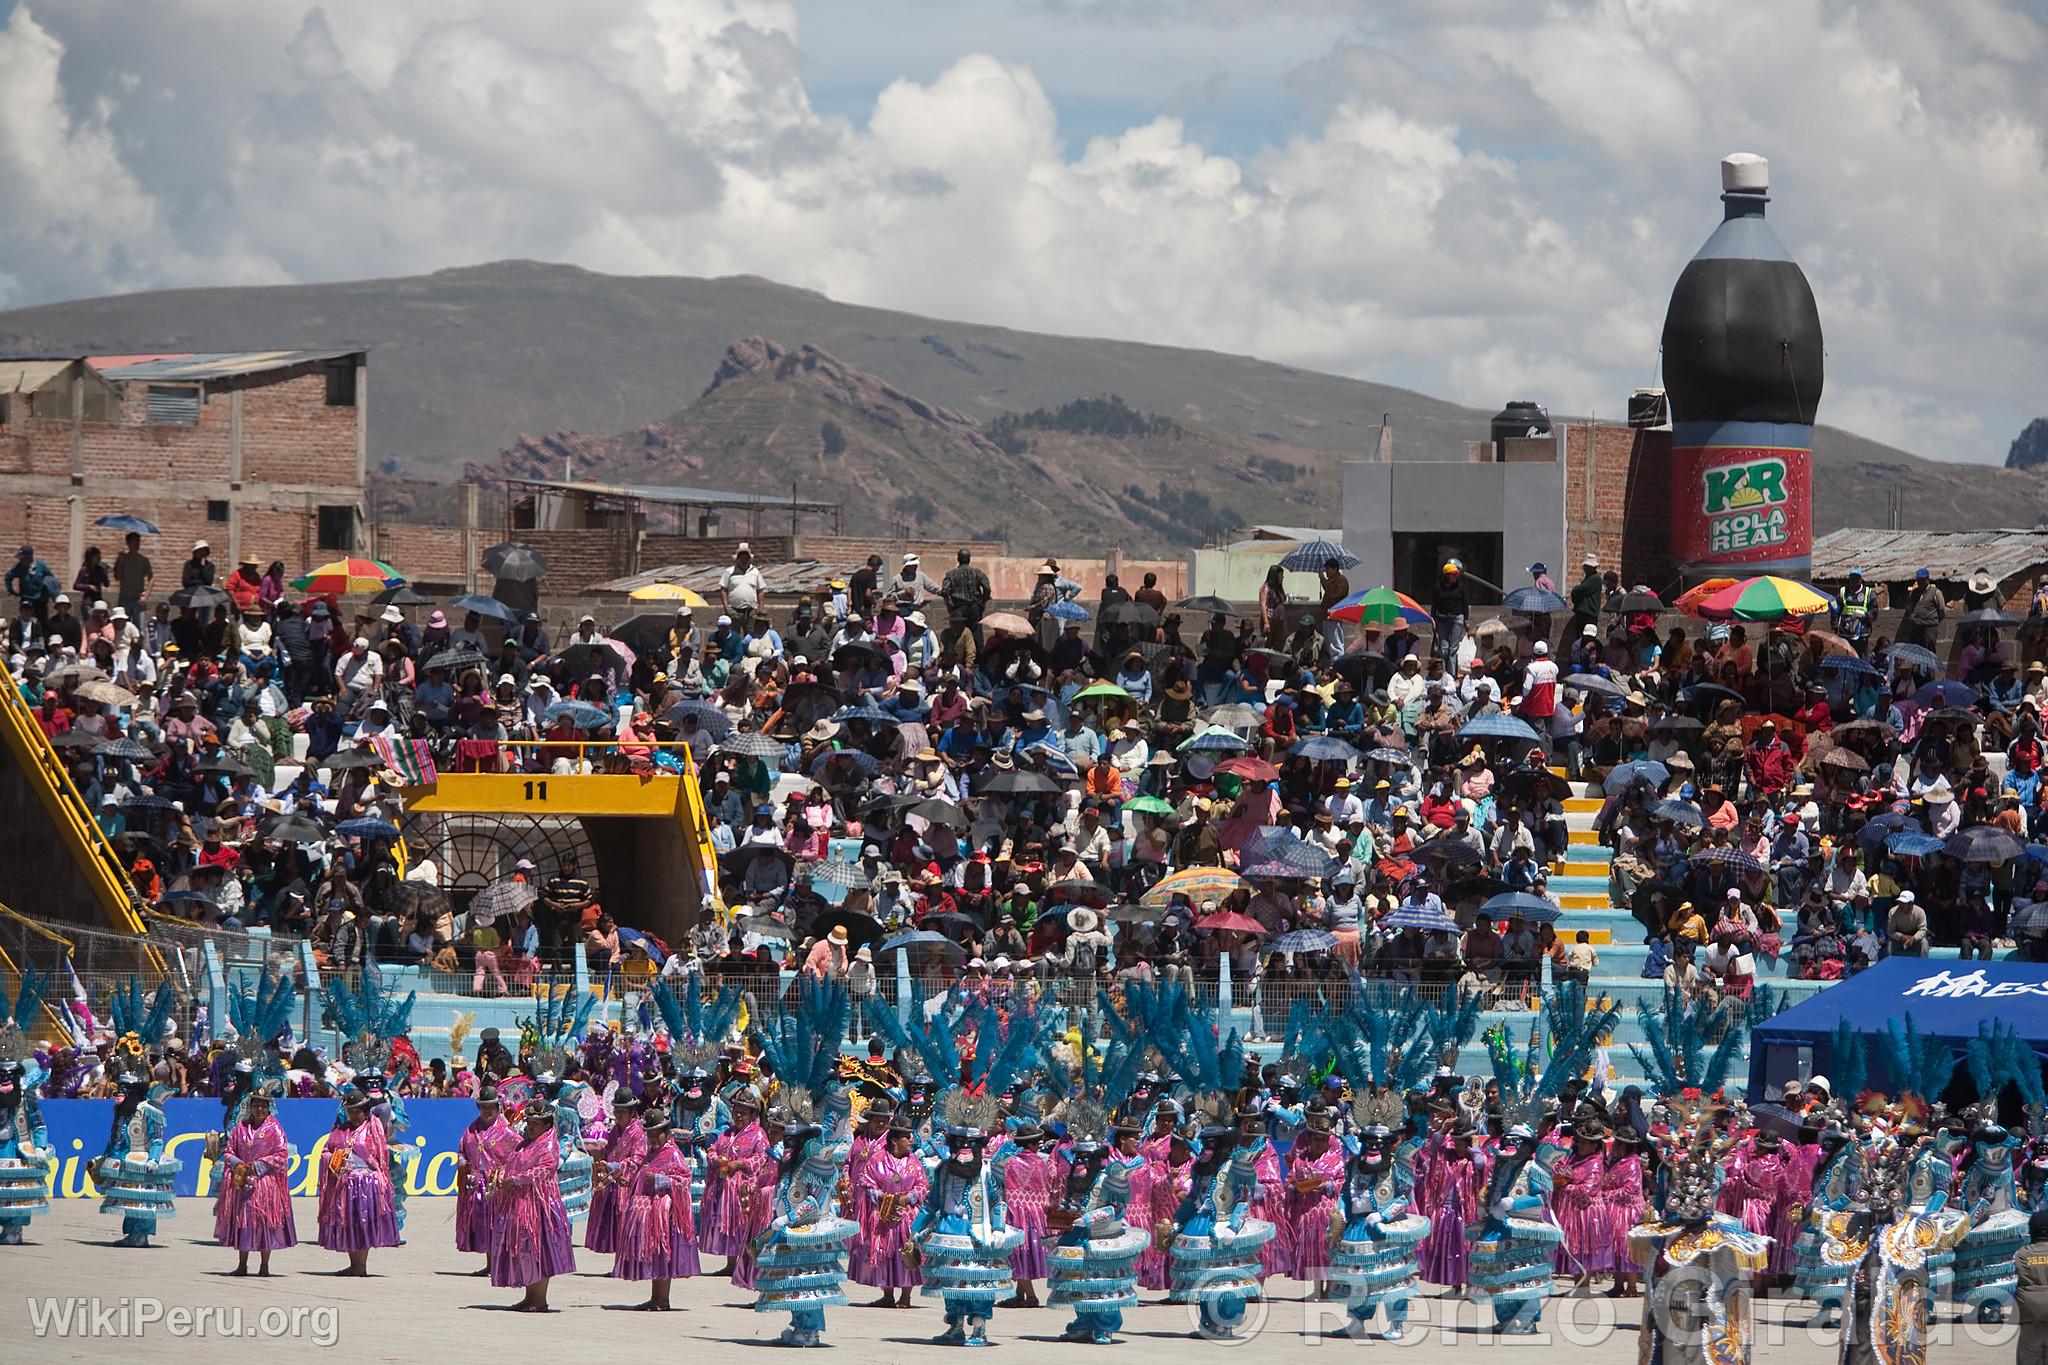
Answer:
[
  {"left": 512, "top": 476, "right": 839, "bottom": 512},
  {"left": 590, "top": 559, "right": 839, "bottom": 596},
  {"left": 0, "top": 359, "right": 78, "bottom": 394},
  {"left": 97, "top": 349, "right": 361, "bottom": 382},
  {"left": 1811, "top": 528, "right": 2048, "bottom": 584}
]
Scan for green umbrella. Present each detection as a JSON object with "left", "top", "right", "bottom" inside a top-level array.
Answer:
[
  {"left": 1123, "top": 794, "right": 1176, "bottom": 816},
  {"left": 1073, "top": 681, "right": 1133, "bottom": 702}
]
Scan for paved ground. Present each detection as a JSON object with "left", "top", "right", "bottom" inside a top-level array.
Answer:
[{"left": 2, "top": 1200, "right": 2021, "bottom": 1363}]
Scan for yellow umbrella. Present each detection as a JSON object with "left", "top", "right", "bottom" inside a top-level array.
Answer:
[{"left": 628, "top": 583, "right": 710, "bottom": 606}]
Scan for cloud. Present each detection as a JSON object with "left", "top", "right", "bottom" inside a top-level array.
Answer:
[{"left": 0, "top": 0, "right": 2043, "bottom": 461}]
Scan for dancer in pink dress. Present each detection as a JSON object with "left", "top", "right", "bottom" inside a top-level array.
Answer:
[
  {"left": 585, "top": 1093, "right": 647, "bottom": 1255},
  {"left": 1000, "top": 1124, "right": 1058, "bottom": 1308},
  {"left": 1248, "top": 1117, "right": 1291, "bottom": 1283},
  {"left": 213, "top": 1089, "right": 295, "bottom": 1275},
  {"left": 851, "top": 1118, "right": 927, "bottom": 1307},
  {"left": 489, "top": 1102, "right": 577, "bottom": 1311},
  {"left": 698, "top": 1090, "right": 769, "bottom": 1279},
  {"left": 317, "top": 1089, "right": 399, "bottom": 1276},
  {"left": 1768, "top": 1129, "right": 1819, "bottom": 1288},
  {"left": 1551, "top": 1117, "right": 1611, "bottom": 1289},
  {"left": 613, "top": 1111, "right": 700, "bottom": 1310},
  {"left": 455, "top": 1087, "right": 516, "bottom": 1273},
  {"left": 1598, "top": 1126, "right": 1648, "bottom": 1297},
  {"left": 1283, "top": 1109, "right": 1347, "bottom": 1294},
  {"left": 1717, "top": 1130, "right": 1792, "bottom": 1244},
  {"left": 1415, "top": 1117, "right": 1490, "bottom": 1292},
  {"left": 1136, "top": 1132, "right": 1193, "bottom": 1294}
]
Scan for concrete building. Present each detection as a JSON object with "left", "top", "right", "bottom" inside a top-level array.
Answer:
[{"left": 0, "top": 349, "right": 367, "bottom": 579}]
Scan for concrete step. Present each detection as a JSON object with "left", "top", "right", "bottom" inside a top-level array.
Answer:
[{"left": 1564, "top": 797, "right": 1604, "bottom": 814}]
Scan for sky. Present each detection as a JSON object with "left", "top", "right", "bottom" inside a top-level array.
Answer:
[{"left": 2, "top": 0, "right": 2045, "bottom": 463}]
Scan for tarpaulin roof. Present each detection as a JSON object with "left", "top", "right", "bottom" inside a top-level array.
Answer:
[
  {"left": 1748, "top": 956, "right": 2048, "bottom": 1097},
  {"left": 97, "top": 350, "right": 362, "bottom": 382},
  {"left": 1810, "top": 528, "right": 2048, "bottom": 587},
  {"left": 0, "top": 359, "right": 79, "bottom": 394}
]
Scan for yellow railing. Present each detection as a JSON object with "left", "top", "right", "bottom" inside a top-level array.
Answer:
[{"left": 0, "top": 659, "right": 151, "bottom": 936}]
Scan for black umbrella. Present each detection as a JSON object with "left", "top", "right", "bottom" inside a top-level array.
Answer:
[
  {"left": 1959, "top": 608, "right": 2020, "bottom": 629},
  {"left": 482, "top": 541, "right": 549, "bottom": 582},
  {"left": 806, "top": 909, "right": 886, "bottom": 952},
  {"left": 1174, "top": 595, "right": 1238, "bottom": 616},
  {"left": 551, "top": 640, "right": 631, "bottom": 679},
  {"left": 371, "top": 584, "right": 437, "bottom": 606},
  {"left": 1689, "top": 845, "right": 1766, "bottom": 876},
  {"left": 1609, "top": 591, "right": 1663, "bottom": 614},
  {"left": 721, "top": 844, "right": 796, "bottom": 880},
  {"left": 170, "top": 585, "right": 231, "bottom": 610},
  {"left": 51, "top": 730, "right": 103, "bottom": 750},
  {"left": 194, "top": 754, "right": 255, "bottom": 778},
  {"left": 318, "top": 749, "right": 385, "bottom": 771},
  {"left": 1332, "top": 653, "right": 1393, "bottom": 686},
  {"left": 1677, "top": 683, "right": 1745, "bottom": 711},
  {"left": 1497, "top": 768, "right": 1570, "bottom": 801},
  {"left": 917, "top": 910, "right": 984, "bottom": 940},
  {"left": 907, "top": 798, "right": 971, "bottom": 830},
  {"left": 1564, "top": 673, "right": 1627, "bottom": 699},
  {"left": 980, "top": 769, "right": 1060, "bottom": 796},
  {"left": 832, "top": 639, "right": 892, "bottom": 667},
  {"left": 1651, "top": 715, "right": 1705, "bottom": 734},
  {"left": 1044, "top": 879, "right": 1115, "bottom": 909},
  {"left": 1098, "top": 600, "right": 1161, "bottom": 629},
  {"left": 1946, "top": 826, "right": 2026, "bottom": 863},
  {"left": 259, "top": 813, "right": 329, "bottom": 842}
]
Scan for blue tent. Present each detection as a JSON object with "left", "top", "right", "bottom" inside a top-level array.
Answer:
[{"left": 1747, "top": 957, "right": 2048, "bottom": 1098}]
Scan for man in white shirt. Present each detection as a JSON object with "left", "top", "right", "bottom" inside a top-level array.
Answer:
[
  {"left": 1387, "top": 654, "right": 1426, "bottom": 711},
  {"left": 334, "top": 636, "right": 383, "bottom": 700},
  {"left": 718, "top": 542, "right": 767, "bottom": 625},
  {"left": 1325, "top": 778, "right": 1365, "bottom": 827}
]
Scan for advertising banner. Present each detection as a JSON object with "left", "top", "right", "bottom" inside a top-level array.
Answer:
[
  {"left": 38, "top": 1098, "right": 482, "bottom": 1199},
  {"left": 1670, "top": 429, "right": 1813, "bottom": 573}
]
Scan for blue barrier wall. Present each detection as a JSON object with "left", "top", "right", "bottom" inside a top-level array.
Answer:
[{"left": 41, "top": 1098, "right": 482, "bottom": 1199}]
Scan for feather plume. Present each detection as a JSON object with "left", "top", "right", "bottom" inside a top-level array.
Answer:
[{"left": 447, "top": 1012, "right": 474, "bottom": 1062}]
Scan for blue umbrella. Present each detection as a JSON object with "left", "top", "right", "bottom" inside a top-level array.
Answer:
[
  {"left": 1818, "top": 656, "right": 1882, "bottom": 677},
  {"left": 1856, "top": 812, "right": 1917, "bottom": 849},
  {"left": 1503, "top": 586, "right": 1568, "bottom": 614},
  {"left": 336, "top": 817, "right": 400, "bottom": 841},
  {"left": 1564, "top": 672, "right": 1627, "bottom": 699},
  {"left": 1291, "top": 735, "right": 1359, "bottom": 763},
  {"left": 1044, "top": 598, "right": 1090, "bottom": 622},
  {"left": 1604, "top": 759, "right": 1670, "bottom": 794},
  {"left": 1885, "top": 831, "right": 1947, "bottom": 858},
  {"left": 449, "top": 593, "right": 523, "bottom": 624},
  {"left": 543, "top": 699, "right": 612, "bottom": 729},
  {"left": 1457, "top": 714, "right": 1543, "bottom": 744},
  {"left": 1945, "top": 826, "right": 2025, "bottom": 862},
  {"left": 1649, "top": 799, "right": 1704, "bottom": 828},
  {"left": 1241, "top": 860, "right": 1310, "bottom": 880},
  {"left": 832, "top": 703, "right": 896, "bottom": 726},
  {"left": 1913, "top": 680, "right": 1979, "bottom": 708},
  {"left": 1689, "top": 846, "right": 1767, "bottom": 876},
  {"left": 1181, "top": 727, "right": 1252, "bottom": 753},
  {"left": 878, "top": 930, "right": 963, "bottom": 954},
  {"left": 810, "top": 749, "right": 878, "bottom": 778},
  {"left": 1382, "top": 904, "right": 1460, "bottom": 933},
  {"left": 93, "top": 514, "right": 160, "bottom": 535},
  {"left": 1480, "top": 891, "right": 1562, "bottom": 923},
  {"left": 1886, "top": 643, "right": 1942, "bottom": 675},
  {"left": 1269, "top": 929, "right": 1339, "bottom": 953},
  {"left": 666, "top": 699, "right": 734, "bottom": 740},
  {"left": 1279, "top": 540, "right": 1359, "bottom": 572}
]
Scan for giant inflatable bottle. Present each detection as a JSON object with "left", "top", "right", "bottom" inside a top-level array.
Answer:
[{"left": 1660, "top": 153, "right": 1823, "bottom": 577}]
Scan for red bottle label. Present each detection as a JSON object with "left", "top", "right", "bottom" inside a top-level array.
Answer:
[{"left": 1670, "top": 443, "right": 1811, "bottom": 568}]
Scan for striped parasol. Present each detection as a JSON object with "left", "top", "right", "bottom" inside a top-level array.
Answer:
[
  {"left": 290, "top": 557, "right": 404, "bottom": 595},
  {"left": 1690, "top": 575, "right": 1832, "bottom": 622},
  {"left": 1140, "top": 866, "right": 1243, "bottom": 907},
  {"left": 1328, "top": 586, "right": 1431, "bottom": 626}
]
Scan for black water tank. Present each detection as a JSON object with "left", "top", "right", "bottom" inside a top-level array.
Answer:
[{"left": 1490, "top": 401, "right": 1551, "bottom": 459}]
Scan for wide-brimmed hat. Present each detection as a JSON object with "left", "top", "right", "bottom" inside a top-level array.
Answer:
[
  {"left": 1067, "top": 907, "right": 1099, "bottom": 933},
  {"left": 1968, "top": 571, "right": 1998, "bottom": 596}
]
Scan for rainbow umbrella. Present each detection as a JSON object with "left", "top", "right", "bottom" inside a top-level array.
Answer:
[
  {"left": 1692, "top": 575, "right": 1832, "bottom": 622},
  {"left": 290, "top": 557, "right": 403, "bottom": 595},
  {"left": 1328, "top": 586, "right": 1431, "bottom": 626},
  {"left": 1140, "top": 866, "right": 1243, "bottom": 907}
]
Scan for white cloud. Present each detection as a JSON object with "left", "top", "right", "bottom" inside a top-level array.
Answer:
[{"left": 0, "top": 0, "right": 2043, "bottom": 461}]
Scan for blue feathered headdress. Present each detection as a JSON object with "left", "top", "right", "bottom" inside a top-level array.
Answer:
[{"left": 750, "top": 975, "right": 851, "bottom": 1094}]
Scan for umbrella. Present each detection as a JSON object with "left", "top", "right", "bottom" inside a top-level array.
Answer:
[
  {"left": 1503, "top": 586, "right": 1568, "bottom": 614},
  {"left": 1946, "top": 826, "right": 2027, "bottom": 863},
  {"left": 981, "top": 769, "right": 1061, "bottom": 796},
  {"left": 551, "top": 639, "right": 634, "bottom": 679},
  {"left": 1381, "top": 904, "right": 1460, "bottom": 933},
  {"left": 1832, "top": 719, "right": 1896, "bottom": 743},
  {"left": 1604, "top": 759, "right": 1671, "bottom": 793},
  {"left": 1856, "top": 812, "right": 1917, "bottom": 849},
  {"left": 422, "top": 647, "right": 490, "bottom": 675},
  {"left": 1814, "top": 747, "right": 1870, "bottom": 771},
  {"left": 157, "top": 889, "right": 218, "bottom": 908},
  {"left": 1046, "top": 880, "right": 1116, "bottom": 910},
  {"left": 1291, "top": 735, "right": 1359, "bottom": 763},
  {"left": 319, "top": 749, "right": 384, "bottom": 771},
  {"left": 1497, "top": 768, "right": 1570, "bottom": 801},
  {"left": 810, "top": 749, "right": 878, "bottom": 780},
  {"left": 1240, "top": 858, "right": 1308, "bottom": 880},
  {"left": 981, "top": 612, "right": 1036, "bottom": 638},
  {"left": 1885, "top": 643, "right": 1942, "bottom": 675},
  {"left": 1044, "top": 598, "right": 1091, "bottom": 622},
  {"left": 291, "top": 557, "right": 403, "bottom": 595},
  {"left": 1913, "top": 680, "right": 1979, "bottom": 708},
  {"left": 721, "top": 845, "right": 796, "bottom": 880},
  {"left": 74, "top": 679, "right": 139, "bottom": 708},
  {"left": 627, "top": 583, "right": 710, "bottom": 606},
  {"left": 1415, "top": 837, "right": 1484, "bottom": 869},
  {"left": 194, "top": 754, "right": 255, "bottom": 778},
  {"left": 1180, "top": 727, "right": 1252, "bottom": 754},
  {"left": 98, "top": 737, "right": 156, "bottom": 761},
  {"left": 830, "top": 639, "right": 892, "bottom": 667},
  {"left": 44, "top": 662, "right": 107, "bottom": 686},
  {"left": 1608, "top": 590, "right": 1664, "bottom": 614},
  {"left": 878, "top": 930, "right": 963, "bottom": 955},
  {"left": 1141, "top": 867, "right": 1243, "bottom": 907},
  {"left": 336, "top": 817, "right": 401, "bottom": 841},
  {"left": 1818, "top": 655, "right": 1882, "bottom": 677},
  {"left": 258, "top": 813, "right": 329, "bottom": 842},
  {"left": 1886, "top": 832, "right": 1947, "bottom": 859},
  {"left": 2009, "top": 900, "right": 2048, "bottom": 935},
  {"left": 1072, "top": 681, "right": 1132, "bottom": 703},
  {"left": 543, "top": 700, "right": 612, "bottom": 729},
  {"left": 1649, "top": 799, "right": 1705, "bottom": 828},
  {"left": 1677, "top": 683, "right": 1745, "bottom": 710},
  {"left": 1959, "top": 608, "right": 2020, "bottom": 629},
  {"left": 1204, "top": 703, "right": 1265, "bottom": 729},
  {"left": 1332, "top": 652, "right": 1394, "bottom": 686},
  {"left": 719, "top": 732, "right": 788, "bottom": 760},
  {"left": 807, "top": 909, "right": 886, "bottom": 951},
  {"left": 169, "top": 584, "right": 232, "bottom": 611},
  {"left": 1269, "top": 929, "right": 1339, "bottom": 953},
  {"left": 1279, "top": 540, "right": 1358, "bottom": 572},
  {"left": 1175, "top": 595, "right": 1238, "bottom": 616},
  {"left": 1363, "top": 746, "right": 1411, "bottom": 765},
  {"left": 809, "top": 861, "right": 871, "bottom": 891},
  {"left": 1651, "top": 715, "right": 1705, "bottom": 734},
  {"left": 121, "top": 793, "right": 178, "bottom": 812},
  {"left": 470, "top": 881, "right": 540, "bottom": 922},
  {"left": 1098, "top": 600, "right": 1161, "bottom": 628},
  {"left": 907, "top": 798, "right": 971, "bottom": 830},
  {"left": 1195, "top": 911, "right": 1267, "bottom": 935},
  {"left": 450, "top": 593, "right": 524, "bottom": 624},
  {"left": 1672, "top": 578, "right": 1741, "bottom": 616},
  {"left": 1457, "top": 714, "right": 1542, "bottom": 744},
  {"left": 1329, "top": 587, "right": 1430, "bottom": 626},
  {"left": 1213, "top": 755, "right": 1279, "bottom": 783},
  {"left": 666, "top": 700, "right": 735, "bottom": 741},
  {"left": 371, "top": 584, "right": 437, "bottom": 607},
  {"left": 1480, "top": 892, "right": 1562, "bottom": 924},
  {"left": 1689, "top": 846, "right": 1766, "bottom": 876},
  {"left": 93, "top": 514, "right": 160, "bottom": 535},
  {"left": 831, "top": 702, "right": 896, "bottom": 726},
  {"left": 481, "top": 542, "right": 548, "bottom": 582},
  {"left": 1108, "top": 904, "right": 1164, "bottom": 925},
  {"left": 917, "top": 910, "right": 984, "bottom": 939},
  {"left": 1564, "top": 672, "right": 1627, "bottom": 699},
  {"left": 1122, "top": 794, "right": 1177, "bottom": 816}
]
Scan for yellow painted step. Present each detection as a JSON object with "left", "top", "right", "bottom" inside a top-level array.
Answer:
[
  {"left": 1558, "top": 892, "right": 1612, "bottom": 909},
  {"left": 1563, "top": 861, "right": 1609, "bottom": 878},
  {"left": 1569, "top": 828, "right": 1600, "bottom": 845}
]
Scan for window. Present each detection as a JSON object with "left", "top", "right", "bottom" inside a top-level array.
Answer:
[
  {"left": 325, "top": 361, "right": 357, "bottom": 407},
  {"left": 206, "top": 500, "right": 229, "bottom": 523},
  {"left": 316, "top": 505, "right": 356, "bottom": 552},
  {"left": 146, "top": 386, "right": 200, "bottom": 425}
]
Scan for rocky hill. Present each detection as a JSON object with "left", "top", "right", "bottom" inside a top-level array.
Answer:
[{"left": 2007, "top": 418, "right": 2048, "bottom": 471}]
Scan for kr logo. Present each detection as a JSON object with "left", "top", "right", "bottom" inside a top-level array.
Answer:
[{"left": 1701, "top": 459, "right": 1787, "bottom": 516}]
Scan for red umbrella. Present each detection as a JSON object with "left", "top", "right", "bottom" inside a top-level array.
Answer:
[
  {"left": 1213, "top": 756, "right": 1280, "bottom": 782},
  {"left": 1195, "top": 911, "right": 1267, "bottom": 935}
]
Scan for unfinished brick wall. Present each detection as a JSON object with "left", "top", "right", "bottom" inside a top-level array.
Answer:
[{"left": 1563, "top": 423, "right": 1673, "bottom": 591}]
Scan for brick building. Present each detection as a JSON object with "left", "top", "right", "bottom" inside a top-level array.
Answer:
[{"left": 0, "top": 350, "right": 367, "bottom": 584}]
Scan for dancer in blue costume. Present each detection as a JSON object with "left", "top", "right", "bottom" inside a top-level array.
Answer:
[
  {"left": 1819, "top": 1133, "right": 1969, "bottom": 1365},
  {"left": 911, "top": 1096, "right": 1024, "bottom": 1346},
  {"left": 650, "top": 974, "right": 741, "bottom": 1208},
  {"left": 1329, "top": 1103, "right": 1431, "bottom": 1340},
  {"left": 1168, "top": 1102, "right": 1276, "bottom": 1340},
  {"left": 752, "top": 1087, "right": 858, "bottom": 1347},
  {"left": 1627, "top": 1130, "right": 1771, "bottom": 1365},
  {"left": 97, "top": 1070, "right": 179, "bottom": 1245},
  {"left": 1952, "top": 1118, "right": 2028, "bottom": 1322},
  {"left": 0, "top": 966, "right": 53, "bottom": 1244},
  {"left": 1045, "top": 1104, "right": 1150, "bottom": 1344}
]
